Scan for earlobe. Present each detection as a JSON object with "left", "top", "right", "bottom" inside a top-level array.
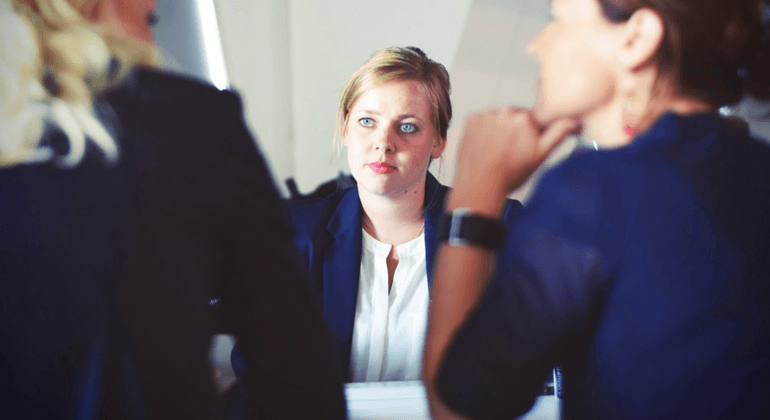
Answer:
[{"left": 619, "top": 8, "right": 665, "bottom": 71}]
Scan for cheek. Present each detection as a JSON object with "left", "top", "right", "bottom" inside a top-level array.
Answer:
[
  {"left": 541, "top": 35, "right": 616, "bottom": 116},
  {"left": 345, "top": 139, "right": 365, "bottom": 166},
  {"left": 406, "top": 139, "right": 437, "bottom": 166},
  {"left": 115, "top": 0, "right": 154, "bottom": 42}
]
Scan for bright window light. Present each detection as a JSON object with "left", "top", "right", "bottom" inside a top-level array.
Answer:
[{"left": 194, "top": 0, "right": 229, "bottom": 90}]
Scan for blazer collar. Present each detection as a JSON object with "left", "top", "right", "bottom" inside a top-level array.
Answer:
[
  {"left": 423, "top": 172, "right": 448, "bottom": 286},
  {"left": 326, "top": 172, "right": 446, "bottom": 239},
  {"left": 321, "top": 173, "right": 448, "bottom": 379},
  {"left": 326, "top": 184, "right": 362, "bottom": 239},
  {"left": 323, "top": 186, "right": 363, "bottom": 379}
]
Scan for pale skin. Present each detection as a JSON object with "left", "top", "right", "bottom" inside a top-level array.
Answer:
[
  {"left": 422, "top": 0, "right": 714, "bottom": 418},
  {"left": 343, "top": 79, "right": 446, "bottom": 290}
]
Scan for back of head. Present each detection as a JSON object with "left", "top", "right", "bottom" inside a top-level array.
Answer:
[
  {"left": 335, "top": 46, "right": 452, "bottom": 151},
  {"left": 597, "top": 0, "right": 770, "bottom": 106},
  {"left": 0, "top": 0, "right": 157, "bottom": 169}
]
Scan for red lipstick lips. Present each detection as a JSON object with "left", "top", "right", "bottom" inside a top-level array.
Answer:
[{"left": 368, "top": 162, "right": 394, "bottom": 174}]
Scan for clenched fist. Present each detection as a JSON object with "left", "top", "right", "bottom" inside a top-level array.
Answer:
[{"left": 451, "top": 108, "right": 580, "bottom": 211}]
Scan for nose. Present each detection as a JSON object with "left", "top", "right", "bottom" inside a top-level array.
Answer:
[
  {"left": 373, "top": 127, "right": 396, "bottom": 153},
  {"left": 526, "top": 26, "right": 547, "bottom": 60}
]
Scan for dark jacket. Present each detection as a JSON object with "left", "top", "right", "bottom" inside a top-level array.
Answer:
[
  {"left": 438, "top": 113, "right": 770, "bottom": 420},
  {"left": 0, "top": 68, "right": 346, "bottom": 420},
  {"left": 287, "top": 173, "right": 523, "bottom": 379}
]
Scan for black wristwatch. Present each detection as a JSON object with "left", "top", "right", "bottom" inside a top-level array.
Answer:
[{"left": 438, "top": 208, "right": 507, "bottom": 250}]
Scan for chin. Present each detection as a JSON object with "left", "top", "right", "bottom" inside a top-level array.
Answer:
[
  {"left": 357, "top": 177, "right": 392, "bottom": 196},
  {"left": 531, "top": 105, "right": 557, "bottom": 127}
]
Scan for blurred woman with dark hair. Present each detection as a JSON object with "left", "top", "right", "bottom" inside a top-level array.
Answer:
[{"left": 424, "top": 0, "right": 770, "bottom": 419}]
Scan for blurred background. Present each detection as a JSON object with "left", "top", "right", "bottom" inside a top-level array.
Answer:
[
  {"left": 154, "top": 0, "right": 770, "bottom": 202},
  {"left": 153, "top": 0, "right": 565, "bottom": 203}
]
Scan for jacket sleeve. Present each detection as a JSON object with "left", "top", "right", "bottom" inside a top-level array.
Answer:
[
  {"left": 436, "top": 159, "right": 614, "bottom": 420},
  {"left": 214, "top": 92, "right": 347, "bottom": 420}
]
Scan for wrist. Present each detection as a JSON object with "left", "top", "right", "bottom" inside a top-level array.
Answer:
[
  {"left": 446, "top": 184, "right": 508, "bottom": 219},
  {"left": 439, "top": 208, "right": 507, "bottom": 250}
]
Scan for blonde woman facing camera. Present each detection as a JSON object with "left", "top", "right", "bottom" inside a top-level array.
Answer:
[{"left": 293, "top": 47, "right": 521, "bottom": 382}]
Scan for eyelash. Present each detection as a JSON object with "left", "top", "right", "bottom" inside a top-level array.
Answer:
[{"left": 358, "top": 118, "right": 418, "bottom": 134}]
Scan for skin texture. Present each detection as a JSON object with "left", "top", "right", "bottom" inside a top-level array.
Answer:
[
  {"left": 97, "top": 0, "right": 156, "bottom": 43},
  {"left": 527, "top": 0, "right": 622, "bottom": 127},
  {"left": 422, "top": 0, "right": 714, "bottom": 419},
  {"left": 344, "top": 79, "right": 445, "bottom": 201}
]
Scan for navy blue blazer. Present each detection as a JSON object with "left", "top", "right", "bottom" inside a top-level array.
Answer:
[
  {"left": 437, "top": 113, "right": 770, "bottom": 419},
  {"left": 287, "top": 173, "right": 523, "bottom": 379},
  {"left": 1, "top": 68, "right": 346, "bottom": 420}
]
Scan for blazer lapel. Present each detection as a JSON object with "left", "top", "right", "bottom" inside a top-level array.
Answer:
[
  {"left": 323, "top": 186, "right": 363, "bottom": 377},
  {"left": 424, "top": 173, "right": 449, "bottom": 288}
]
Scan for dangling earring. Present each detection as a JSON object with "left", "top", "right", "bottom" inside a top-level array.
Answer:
[{"left": 622, "top": 93, "right": 639, "bottom": 138}]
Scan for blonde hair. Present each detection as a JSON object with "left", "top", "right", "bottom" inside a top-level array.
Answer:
[
  {"left": 0, "top": 0, "right": 157, "bottom": 169},
  {"left": 334, "top": 46, "right": 452, "bottom": 153}
]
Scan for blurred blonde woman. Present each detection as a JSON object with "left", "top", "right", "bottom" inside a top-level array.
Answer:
[{"left": 0, "top": 1, "right": 346, "bottom": 419}]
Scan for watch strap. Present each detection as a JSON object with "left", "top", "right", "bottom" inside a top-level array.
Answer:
[{"left": 438, "top": 208, "right": 507, "bottom": 249}]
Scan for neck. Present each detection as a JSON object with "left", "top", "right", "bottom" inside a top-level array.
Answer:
[
  {"left": 583, "top": 80, "right": 714, "bottom": 149},
  {"left": 359, "top": 177, "right": 426, "bottom": 246}
]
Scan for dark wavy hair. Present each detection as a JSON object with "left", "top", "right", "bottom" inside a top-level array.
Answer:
[{"left": 598, "top": 0, "right": 770, "bottom": 105}]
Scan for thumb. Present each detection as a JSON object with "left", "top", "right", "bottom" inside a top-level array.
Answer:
[{"left": 537, "top": 117, "right": 581, "bottom": 156}]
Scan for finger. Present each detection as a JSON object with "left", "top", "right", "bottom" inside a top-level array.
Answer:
[{"left": 537, "top": 117, "right": 581, "bottom": 156}]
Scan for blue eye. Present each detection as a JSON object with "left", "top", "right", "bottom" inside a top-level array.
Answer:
[
  {"left": 401, "top": 123, "right": 417, "bottom": 133},
  {"left": 359, "top": 118, "right": 374, "bottom": 127}
]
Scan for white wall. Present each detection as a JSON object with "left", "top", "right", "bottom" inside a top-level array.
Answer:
[
  {"left": 212, "top": 0, "right": 473, "bottom": 195},
  {"left": 210, "top": 0, "right": 575, "bottom": 200},
  {"left": 438, "top": 0, "right": 584, "bottom": 203},
  {"left": 178, "top": 0, "right": 770, "bottom": 201},
  {"left": 287, "top": 0, "right": 473, "bottom": 193},
  {"left": 213, "top": 0, "right": 293, "bottom": 195}
]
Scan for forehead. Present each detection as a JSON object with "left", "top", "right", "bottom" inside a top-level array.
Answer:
[{"left": 350, "top": 79, "right": 432, "bottom": 116}]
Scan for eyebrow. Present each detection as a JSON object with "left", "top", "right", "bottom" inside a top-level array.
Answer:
[{"left": 355, "top": 110, "right": 424, "bottom": 121}]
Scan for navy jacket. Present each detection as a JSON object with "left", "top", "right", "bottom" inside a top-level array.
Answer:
[
  {"left": 1, "top": 69, "right": 346, "bottom": 420},
  {"left": 288, "top": 173, "right": 522, "bottom": 379},
  {"left": 438, "top": 113, "right": 770, "bottom": 419}
]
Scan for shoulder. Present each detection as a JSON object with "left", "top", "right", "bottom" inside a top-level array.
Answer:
[
  {"left": 502, "top": 198, "right": 524, "bottom": 222},
  {"left": 513, "top": 149, "right": 623, "bottom": 242},
  {"left": 101, "top": 67, "right": 243, "bottom": 128},
  {"left": 288, "top": 188, "right": 351, "bottom": 236}
]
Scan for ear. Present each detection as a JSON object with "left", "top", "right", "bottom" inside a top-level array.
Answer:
[
  {"left": 430, "top": 136, "right": 446, "bottom": 159},
  {"left": 617, "top": 8, "right": 665, "bottom": 72}
]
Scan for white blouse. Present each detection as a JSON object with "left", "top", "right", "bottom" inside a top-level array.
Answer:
[{"left": 348, "top": 229, "right": 430, "bottom": 382}]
